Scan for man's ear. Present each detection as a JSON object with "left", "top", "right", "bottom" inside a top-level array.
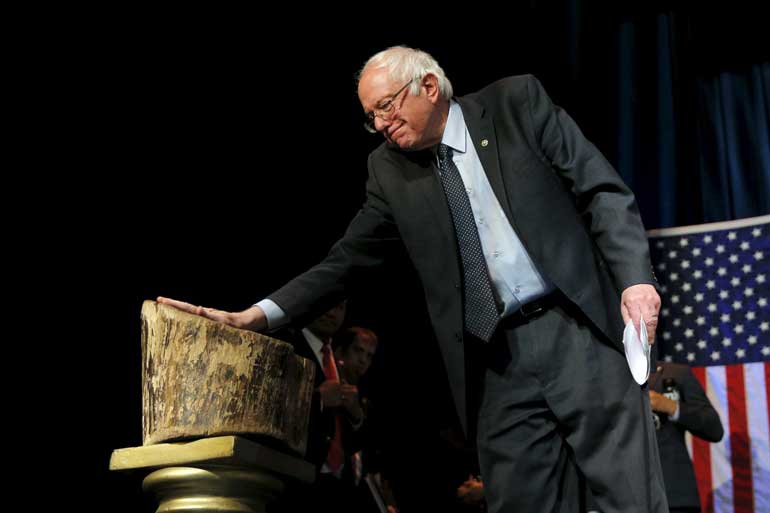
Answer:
[{"left": 422, "top": 73, "right": 440, "bottom": 103}]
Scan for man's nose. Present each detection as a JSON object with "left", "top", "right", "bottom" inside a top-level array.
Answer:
[{"left": 374, "top": 115, "right": 391, "bottom": 132}]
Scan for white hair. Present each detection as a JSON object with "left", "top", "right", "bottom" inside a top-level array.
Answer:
[{"left": 357, "top": 45, "right": 453, "bottom": 100}]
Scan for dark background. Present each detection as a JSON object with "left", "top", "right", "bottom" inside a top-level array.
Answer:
[{"left": 46, "top": 3, "right": 768, "bottom": 511}]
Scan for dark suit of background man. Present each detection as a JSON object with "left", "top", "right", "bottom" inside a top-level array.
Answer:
[
  {"left": 160, "top": 45, "right": 667, "bottom": 513},
  {"left": 333, "top": 326, "right": 389, "bottom": 512},
  {"left": 649, "top": 362, "right": 724, "bottom": 513},
  {"left": 273, "top": 301, "right": 368, "bottom": 513}
]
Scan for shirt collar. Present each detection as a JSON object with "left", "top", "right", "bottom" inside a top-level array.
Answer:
[
  {"left": 440, "top": 100, "right": 467, "bottom": 155},
  {"left": 301, "top": 327, "right": 326, "bottom": 363}
]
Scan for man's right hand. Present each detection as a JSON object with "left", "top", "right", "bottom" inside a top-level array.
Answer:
[
  {"left": 649, "top": 390, "right": 678, "bottom": 416},
  {"left": 318, "top": 380, "right": 344, "bottom": 409},
  {"left": 156, "top": 297, "right": 267, "bottom": 331}
]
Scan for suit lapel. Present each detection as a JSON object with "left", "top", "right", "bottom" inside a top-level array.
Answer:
[
  {"left": 456, "top": 97, "right": 516, "bottom": 228},
  {"left": 397, "top": 148, "right": 457, "bottom": 250}
]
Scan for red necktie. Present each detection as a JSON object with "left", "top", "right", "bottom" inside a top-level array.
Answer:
[{"left": 321, "top": 341, "right": 344, "bottom": 473}]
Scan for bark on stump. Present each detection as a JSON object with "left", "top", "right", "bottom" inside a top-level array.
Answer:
[{"left": 141, "top": 300, "right": 314, "bottom": 456}]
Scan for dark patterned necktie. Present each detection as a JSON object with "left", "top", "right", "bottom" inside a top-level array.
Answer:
[{"left": 437, "top": 143, "right": 499, "bottom": 341}]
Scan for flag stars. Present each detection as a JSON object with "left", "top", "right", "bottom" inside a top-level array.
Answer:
[
  {"left": 684, "top": 328, "right": 694, "bottom": 338},
  {"left": 705, "top": 257, "right": 714, "bottom": 267},
  {"left": 762, "top": 346, "right": 770, "bottom": 356},
  {"left": 681, "top": 260, "right": 691, "bottom": 269},
  {"left": 722, "top": 338, "right": 732, "bottom": 347},
  {"left": 720, "top": 313, "right": 731, "bottom": 323},
  {"left": 670, "top": 272, "right": 679, "bottom": 281},
  {"left": 757, "top": 274, "right": 766, "bottom": 284},
  {"left": 656, "top": 241, "right": 665, "bottom": 249},
  {"left": 759, "top": 298, "right": 768, "bottom": 307},
  {"left": 663, "top": 331, "right": 672, "bottom": 340},
  {"left": 748, "top": 335, "right": 758, "bottom": 345},
  {"left": 735, "top": 348, "right": 746, "bottom": 359},
  {"left": 675, "top": 342, "right": 684, "bottom": 352},
  {"left": 661, "top": 308, "right": 670, "bottom": 317},
  {"left": 734, "top": 324, "right": 744, "bottom": 334},
  {"left": 742, "top": 264, "right": 752, "bottom": 273},
  {"left": 740, "top": 241, "right": 750, "bottom": 251},
  {"left": 744, "top": 288, "right": 754, "bottom": 297},
  {"left": 729, "top": 254, "right": 739, "bottom": 264},
  {"left": 692, "top": 248, "right": 702, "bottom": 257},
  {"left": 732, "top": 300, "right": 743, "bottom": 310},
  {"left": 657, "top": 262, "right": 667, "bottom": 271},
  {"left": 716, "top": 245, "right": 725, "bottom": 254},
  {"left": 668, "top": 250, "right": 678, "bottom": 259},
  {"left": 731, "top": 277, "right": 742, "bottom": 287},
  {"left": 679, "top": 238, "right": 689, "bottom": 247},
  {"left": 718, "top": 267, "right": 727, "bottom": 276},
  {"left": 683, "top": 305, "right": 693, "bottom": 315},
  {"left": 697, "top": 340, "right": 707, "bottom": 349},
  {"left": 704, "top": 235, "right": 713, "bottom": 244},
  {"left": 695, "top": 293, "right": 705, "bottom": 302},
  {"left": 673, "top": 318, "right": 682, "bottom": 327},
  {"left": 665, "top": 355, "right": 674, "bottom": 362},
  {"left": 746, "top": 311, "right": 756, "bottom": 321},
  {"left": 710, "top": 351, "right": 720, "bottom": 361},
  {"left": 682, "top": 283, "right": 692, "bottom": 292},
  {"left": 671, "top": 295, "right": 680, "bottom": 304},
  {"left": 709, "top": 326, "right": 720, "bottom": 336},
  {"left": 687, "top": 353, "right": 695, "bottom": 362},
  {"left": 719, "top": 290, "right": 729, "bottom": 299},
  {"left": 696, "top": 316, "right": 706, "bottom": 325},
  {"left": 707, "top": 280, "right": 716, "bottom": 289},
  {"left": 761, "top": 321, "right": 769, "bottom": 332},
  {"left": 728, "top": 232, "right": 737, "bottom": 240},
  {"left": 752, "top": 227, "right": 762, "bottom": 237},
  {"left": 755, "top": 251, "right": 764, "bottom": 261},
  {"left": 693, "top": 270, "right": 703, "bottom": 279},
  {"left": 708, "top": 304, "right": 717, "bottom": 312}
]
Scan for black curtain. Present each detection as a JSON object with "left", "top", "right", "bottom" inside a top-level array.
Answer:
[
  {"left": 564, "top": 4, "right": 770, "bottom": 229},
  {"left": 696, "top": 63, "right": 770, "bottom": 221}
]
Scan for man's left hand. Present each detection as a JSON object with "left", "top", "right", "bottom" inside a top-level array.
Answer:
[{"left": 620, "top": 284, "right": 660, "bottom": 345}]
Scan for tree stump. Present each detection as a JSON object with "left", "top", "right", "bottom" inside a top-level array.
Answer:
[{"left": 141, "top": 300, "right": 314, "bottom": 456}]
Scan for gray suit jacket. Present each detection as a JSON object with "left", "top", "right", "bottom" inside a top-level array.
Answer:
[{"left": 270, "top": 75, "right": 656, "bottom": 433}]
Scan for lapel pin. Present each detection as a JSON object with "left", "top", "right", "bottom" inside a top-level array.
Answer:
[{"left": 481, "top": 139, "right": 489, "bottom": 147}]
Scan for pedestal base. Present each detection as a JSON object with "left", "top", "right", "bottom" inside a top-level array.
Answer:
[
  {"left": 143, "top": 465, "right": 283, "bottom": 513},
  {"left": 110, "top": 436, "right": 314, "bottom": 513}
]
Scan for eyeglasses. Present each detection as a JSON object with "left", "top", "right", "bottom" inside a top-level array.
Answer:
[{"left": 363, "top": 79, "right": 414, "bottom": 134}]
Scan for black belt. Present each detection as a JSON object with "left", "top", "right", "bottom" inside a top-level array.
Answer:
[{"left": 500, "top": 292, "right": 558, "bottom": 327}]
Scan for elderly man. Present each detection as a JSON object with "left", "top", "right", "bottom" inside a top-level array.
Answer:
[{"left": 160, "top": 45, "right": 665, "bottom": 513}]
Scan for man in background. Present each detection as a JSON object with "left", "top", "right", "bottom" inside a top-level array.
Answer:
[{"left": 649, "top": 362, "right": 723, "bottom": 513}]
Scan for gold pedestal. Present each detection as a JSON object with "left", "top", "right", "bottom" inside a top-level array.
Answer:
[{"left": 110, "top": 436, "right": 314, "bottom": 513}]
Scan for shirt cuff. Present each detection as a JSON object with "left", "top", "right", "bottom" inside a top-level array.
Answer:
[{"left": 255, "top": 299, "right": 289, "bottom": 330}]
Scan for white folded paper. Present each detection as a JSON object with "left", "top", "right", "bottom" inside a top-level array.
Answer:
[{"left": 623, "top": 315, "right": 650, "bottom": 385}]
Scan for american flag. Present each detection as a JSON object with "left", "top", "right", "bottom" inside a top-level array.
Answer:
[{"left": 648, "top": 215, "right": 770, "bottom": 513}]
